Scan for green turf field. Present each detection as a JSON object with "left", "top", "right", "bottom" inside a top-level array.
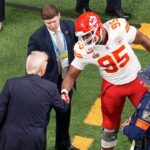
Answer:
[{"left": 0, "top": 0, "right": 150, "bottom": 149}]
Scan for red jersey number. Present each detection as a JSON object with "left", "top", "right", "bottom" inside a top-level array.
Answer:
[{"left": 98, "top": 45, "right": 130, "bottom": 73}]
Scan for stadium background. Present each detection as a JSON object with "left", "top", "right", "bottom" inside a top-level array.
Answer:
[{"left": 0, "top": 0, "right": 150, "bottom": 149}]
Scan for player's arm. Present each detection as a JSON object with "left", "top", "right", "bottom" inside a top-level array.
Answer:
[
  {"left": 133, "top": 30, "right": 150, "bottom": 52},
  {"left": 61, "top": 65, "right": 81, "bottom": 93}
]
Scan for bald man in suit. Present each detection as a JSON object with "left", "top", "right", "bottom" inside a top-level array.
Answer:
[{"left": 0, "top": 51, "right": 69, "bottom": 150}]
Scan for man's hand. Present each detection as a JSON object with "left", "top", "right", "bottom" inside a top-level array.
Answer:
[
  {"left": 61, "top": 89, "right": 70, "bottom": 104},
  {"left": 121, "top": 118, "right": 131, "bottom": 130}
]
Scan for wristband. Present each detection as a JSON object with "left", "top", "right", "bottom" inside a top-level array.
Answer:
[{"left": 61, "top": 89, "right": 68, "bottom": 95}]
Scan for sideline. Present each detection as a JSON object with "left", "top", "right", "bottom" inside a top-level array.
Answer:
[{"left": 6, "top": 2, "right": 141, "bottom": 28}]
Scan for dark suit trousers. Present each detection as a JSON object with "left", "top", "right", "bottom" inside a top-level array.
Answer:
[
  {"left": 76, "top": 0, "right": 90, "bottom": 9},
  {"left": 106, "top": 0, "right": 121, "bottom": 11},
  {"left": 0, "top": 0, "right": 5, "bottom": 22},
  {"left": 55, "top": 76, "right": 73, "bottom": 146}
]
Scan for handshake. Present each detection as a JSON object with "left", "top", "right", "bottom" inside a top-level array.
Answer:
[{"left": 61, "top": 89, "right": 70, "bottom": 104}]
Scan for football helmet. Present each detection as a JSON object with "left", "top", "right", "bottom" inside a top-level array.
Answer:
[{"left": 75, "top": 12, "right": 103, "bottom": 49}]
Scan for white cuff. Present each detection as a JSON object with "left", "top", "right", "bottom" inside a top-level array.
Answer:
[{"left": 61, "top": 89, "right": 68, "bottom": 94}]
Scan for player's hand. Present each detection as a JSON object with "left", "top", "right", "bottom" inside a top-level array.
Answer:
[
  {"left": 121, "top": 118, "right": 131, "bottom": 130},
  {"left": 61, "top": 89, "right": 70, "bottom": 104},
  {"left": 61, "top": 93, "right": 70, "bottom": 104}
]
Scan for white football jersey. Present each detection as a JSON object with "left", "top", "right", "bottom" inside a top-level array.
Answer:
[{"left": 71, "top": 18, "right": 141, "bottom": 85}]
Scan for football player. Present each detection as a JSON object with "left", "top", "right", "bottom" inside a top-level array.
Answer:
[{"left": 61, "top": 12, "right": 150, "bottom": 150}]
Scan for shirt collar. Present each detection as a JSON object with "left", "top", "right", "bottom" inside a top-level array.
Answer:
[
  {"left": 26, "top": 74, "right": 41, "bottom": 79},
  {"left": 48, "top": 26, "right": 61, "bottom": 36}
]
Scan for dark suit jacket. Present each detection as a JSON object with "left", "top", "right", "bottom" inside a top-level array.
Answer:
[
  {"left": 28, "top": 20, "right": 77, "bottom": 85},
  {"left": 0, "top": 74, "right": 68, "bottom": 150}
]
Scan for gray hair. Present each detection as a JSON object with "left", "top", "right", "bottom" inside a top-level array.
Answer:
[{"left": 26, "top": 51, "right": 48, "bottom": 74}]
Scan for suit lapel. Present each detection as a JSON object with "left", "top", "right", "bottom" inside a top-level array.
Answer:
[{"left": 44, "top": 26, "right": 57, "bottom": 58}]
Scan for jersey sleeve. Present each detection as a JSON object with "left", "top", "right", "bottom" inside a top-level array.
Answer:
[
  {"left": 71, "top": 57, "right": 86, "bottom": 70},
  {"left": 71, "top": 42, "right": 87, "bottom": 70},
  {"left": 119, "top": 18, "right": 137, "bottom": 43}
]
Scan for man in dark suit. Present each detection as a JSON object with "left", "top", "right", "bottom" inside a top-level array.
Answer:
[
  {"left": 105, "top": 0, "right": 131, "bottom": 20},
  {"left": 75, "top": 0, "right": 91, "bottom": 14},
  {"left": 75, "top": 0, "right": 131, "bottom": 20},
  {"left": 0, "top": 0, "right": 5, "bottom": 31},
  {"left": 28, "top": 4, "right": 78, "bottom": 150},
  {"left": 0, "top": 51, "right": 69, "bottom": 150}
]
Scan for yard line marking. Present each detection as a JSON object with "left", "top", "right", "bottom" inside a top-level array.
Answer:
[
  {"left": 132, "top": 23, "right": 150, "bottom": 50},
  {"left": 72, "top": 135, "right": 94, "bottom": 150},
  {"left": 84, "top": 98, "right": 102, "bottom": 126}
]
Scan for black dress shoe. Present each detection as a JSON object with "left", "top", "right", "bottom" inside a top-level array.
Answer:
[
  {"left": 55, "top": 144, "right": 80, "bottom": 150},
  {"left": 75, "top": 7, "right": 92, "bottom": 14},
  {"left": 105, "top": 9, "right": 131, "bottom": 20},
  {"left": 122, "top": 10, "right": 131, "bottom": 18}
]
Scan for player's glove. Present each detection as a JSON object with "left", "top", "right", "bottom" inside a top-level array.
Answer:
[{"left": 61, "top": 89, "right": 70, "bottom": 104}]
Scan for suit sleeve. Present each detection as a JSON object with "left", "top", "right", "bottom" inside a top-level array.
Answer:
[
  {"left": 52, "top": 87, "right": 68, "bottom": 112},
  {"left": 27, "top": 35, "right": 39, "bottom": 56},
  {"left": 0, "top": 80, "right": 10, "bottom": 125}
]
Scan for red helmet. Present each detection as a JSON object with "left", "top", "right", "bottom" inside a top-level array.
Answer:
[{"left": 75, "top": 12, "right": 103, "bottom": 49}]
